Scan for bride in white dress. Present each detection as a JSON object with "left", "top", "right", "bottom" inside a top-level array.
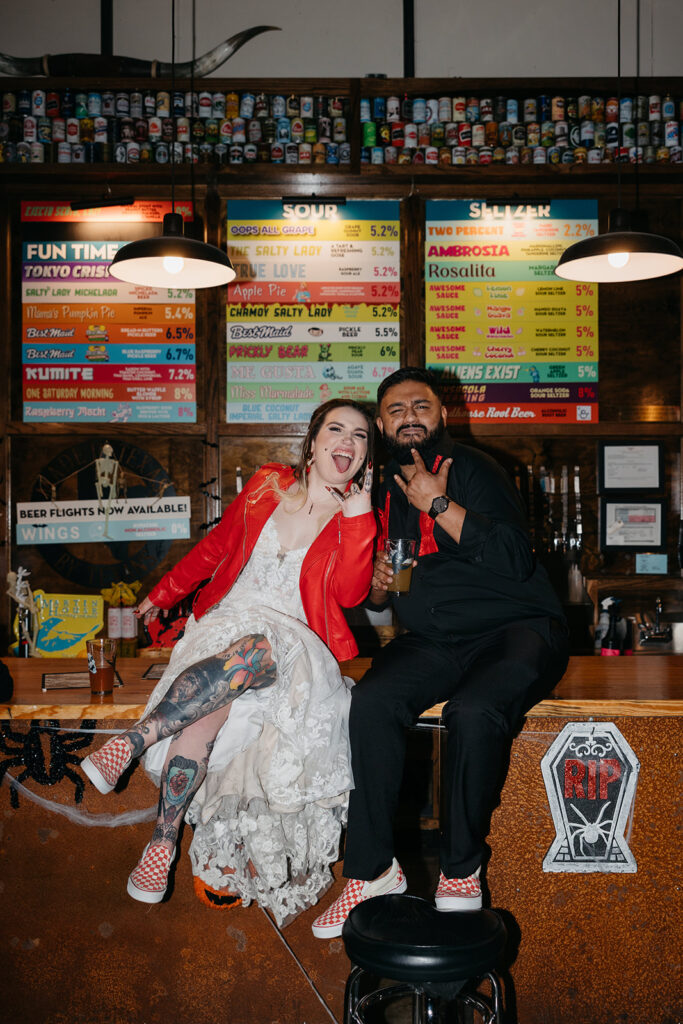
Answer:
[{"left": 82, "top": 400, "right": 376, "bottom": 925}]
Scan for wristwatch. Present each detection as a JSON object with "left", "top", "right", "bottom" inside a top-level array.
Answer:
[{"left": 428, "top": 495, "right": 451, "bottom": 519}]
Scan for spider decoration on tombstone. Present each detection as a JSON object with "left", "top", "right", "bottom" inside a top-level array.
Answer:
[{"left": 0, "top": 720, "right": 95, "bottom": 808}]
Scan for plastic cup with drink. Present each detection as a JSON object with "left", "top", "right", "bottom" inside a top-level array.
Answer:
[
  {"left": 384, "top": 538, "right": 417, "bottom": 594},
  {"left": 86, "top": 638, "right": 117, "bottom": 697}
]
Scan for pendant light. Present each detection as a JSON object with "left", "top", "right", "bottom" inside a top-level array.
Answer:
[
  {"left": 109, "top": 0, "right": 236, "bottom": 289},
  {"left": 555, "top": 0, "right": 683, "bottom": 284}
]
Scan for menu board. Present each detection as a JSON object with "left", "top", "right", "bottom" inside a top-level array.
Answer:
[
  {"left": 425, "top": 200, "right": 599, "bottom": 424},
  {"left": 226, "top": 200, "right": 400, "bottom": 422},
  {"left": 21, "top": 201, "right": 197, "bottom": 424}
]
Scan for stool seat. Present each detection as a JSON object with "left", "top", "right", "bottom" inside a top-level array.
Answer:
[{"left": 342, "top": 893, "right": 506, "bottom": 985}]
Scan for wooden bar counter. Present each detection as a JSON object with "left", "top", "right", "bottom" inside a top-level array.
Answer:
[
  {"left": 1, "top": 653, "right": 681, "bottom": 1024},
  {"left": 3, "top": 653, "right": 683, "bottom": 719}
]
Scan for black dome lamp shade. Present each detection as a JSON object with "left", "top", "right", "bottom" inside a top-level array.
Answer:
[
  {"left": 555, "top": 208, "right": 683, "bottom": 283},
  {"left": 109, "top": 212, "right": 236, "bottom": 288}
]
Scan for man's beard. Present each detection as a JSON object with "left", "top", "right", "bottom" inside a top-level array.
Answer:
[{"left": 381, "top": 421, "right": 446, "bottom": 465}]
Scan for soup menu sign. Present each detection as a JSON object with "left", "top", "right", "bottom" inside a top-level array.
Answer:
[
  {"left": 425, "top": 199, "right": 599, "bottom": 424},
  {"left": 21, "top": 200, "right": 197, "bottom": 424},
  {"left": 226, "top": 199, "right": 401, "bottom": 423}
]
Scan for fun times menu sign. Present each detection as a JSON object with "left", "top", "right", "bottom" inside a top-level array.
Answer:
[
  {"left": 425, "top": 200, "right": 599, "bottom": 424},
  {"left": 226, "top": 200, "right": 400, "bottom": 423},
  {"left": 21, "top": 201, "right": 197, "bottom": 424}
]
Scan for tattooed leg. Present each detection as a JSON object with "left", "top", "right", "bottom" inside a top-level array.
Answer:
[
  {"left": 119, "top": 633, "right": 276, "bottom": 760},
  {"left": 150, "top": 703, "right": 232, "bottom": 851}
]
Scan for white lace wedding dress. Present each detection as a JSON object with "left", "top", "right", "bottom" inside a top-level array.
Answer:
[{"left": 142, "top": 515, "right": 353, "bottom": 926}]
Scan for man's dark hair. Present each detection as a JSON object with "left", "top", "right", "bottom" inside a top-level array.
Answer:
[{"left": 376, "top": 366, "right": 443, "bottom": 408}]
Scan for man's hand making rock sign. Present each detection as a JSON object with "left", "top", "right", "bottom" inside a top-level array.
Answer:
[{"left": 394, "top": 448, "right": 466, "bottom": 544}]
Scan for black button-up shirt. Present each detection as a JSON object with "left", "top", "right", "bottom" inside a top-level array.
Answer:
[{"left": 378, "top": 433, "right": 566, "bottom": 642}]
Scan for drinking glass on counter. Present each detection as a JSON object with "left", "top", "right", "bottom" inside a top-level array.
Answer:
[{"left": 86, "top": 638, "right": 117, "bottom": 696}]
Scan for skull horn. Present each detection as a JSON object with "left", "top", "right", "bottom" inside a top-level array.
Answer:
[{"left": 0, "top": 25, "right": 280, "bottom": 78}]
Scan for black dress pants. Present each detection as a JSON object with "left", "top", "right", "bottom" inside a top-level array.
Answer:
[{"left": 343, "top": 618, "right": 569, "bottom": 881}]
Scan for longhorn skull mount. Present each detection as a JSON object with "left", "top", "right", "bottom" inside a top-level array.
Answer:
[{"left": 0, "top": 25, "right": 280, "bottom": 78}]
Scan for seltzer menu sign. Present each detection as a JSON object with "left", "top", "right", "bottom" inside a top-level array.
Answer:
[
  {"left": 425, "top": 199, "right": 599, "bottom": 424},
  {"left": 541, "top": 722, "right": 639, "bottom": 873}
]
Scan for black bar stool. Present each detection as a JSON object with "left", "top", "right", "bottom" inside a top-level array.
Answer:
[{"left": 342, "top": 893, "right": 506, "bottom": 1024}]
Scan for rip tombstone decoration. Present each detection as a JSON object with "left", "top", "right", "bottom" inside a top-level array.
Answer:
[{"left": 541, "top": 722, "right": 640, "bottom": 873}]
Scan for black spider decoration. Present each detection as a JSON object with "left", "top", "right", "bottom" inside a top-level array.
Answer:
[{"left": 0, "top": 719, "right": 96, "bottom": 808}]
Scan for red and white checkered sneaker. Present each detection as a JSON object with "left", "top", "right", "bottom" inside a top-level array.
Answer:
[
  {"left": 311, "top": 860, "right": 407, "bottom": 939},
  {"left": 127, "top": 843, "right": 175, "bottom": 904},
  {"left": 434, "top": 866, "right": 482, "bottom": 911},
  {"left": 81, "top": 736, "right": 133, "bottom": 795}
]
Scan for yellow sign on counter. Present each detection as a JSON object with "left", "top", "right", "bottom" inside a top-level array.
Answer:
[{"left": 12, "top": 591, "right": 104, "bottom": 658}]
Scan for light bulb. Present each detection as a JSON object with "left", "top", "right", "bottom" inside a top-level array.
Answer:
[
  {"left": 162, "top": 255, "right": 185, "bottom": 274},
  {"left": 607, "top": 251, "right": 630, "bottom": 268}
]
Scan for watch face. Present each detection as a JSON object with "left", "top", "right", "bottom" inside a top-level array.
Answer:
[{"left": 430, "top": 495, "right": 450, "bottom": 517}]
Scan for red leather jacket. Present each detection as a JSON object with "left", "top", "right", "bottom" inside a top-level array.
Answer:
[{"left": 148, "top": 463, "right": 376, "bottom": 661}]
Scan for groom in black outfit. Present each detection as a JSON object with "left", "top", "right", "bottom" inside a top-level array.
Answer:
[{"left": 312, "top": 366, "right": 569, "bottom": 939}]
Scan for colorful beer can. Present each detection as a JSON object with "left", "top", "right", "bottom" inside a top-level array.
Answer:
[
  {"left": 271, "top": 142, "right": 285, "bottom": 163},
  {"left": 431, "top": 122, "right": 445, "bottom": 145},
  {"left": 637, "top": 121, "right": 650, "bottom": 146},
  {"left": 445, "top": 122, "right": 458, "bottom": 146},
  {"left": 74, "top": 92, "right": 88, "bottom": 118},
  {"left": 438, "top": 146, "right": 451, "bottom": 165},
  {"left": 318, "top": 116, "right": 332, "bottom": 142},
  {"left": 648, "top": 95, "right": 661, "bottom": 120},
  {"left": 387, "top": 96, "right": 401, "bottom": 121},
  {"left": 46, "top": 91, "right": 60, "bottom": 117},
  {"left": 580, "top": 119, "right": 595, "bottom": 145},
  {"left": 478, "top": 146, "right": 493, "bottom": 164},
  {"left": 578, "top": 95, "right": 591, "bottom": 119},
  {"left": 197, "top": 90, "right": 212, "bottom": 118},
  {"left": 332, "top": 117, "right": 346, "bottom": 141},
  {"left": 383, "top": 145, "right": 397, "bottom": 164},
  {"left": 425, "top": 145, "right": 438, "bottom": 164},
  {"left": 586, "top": 146, "right": 602, "bottom": 163},
  {"left": 505, "top": 145, "right": 519, "bottom": 164},
  {"left": 31, "top": 89, "right": 46, "bottom": 115},
  {"left": 298, "top": 142, "right": 312, "bottom": 164},
  {"left": 37, "top": 116, "right": 52, "bottom": 143},
  {"left": 479, "top": 97, "right": 493, "bottom": 121},
  {"left": 451, "top": 146, "right": 466, "bottom": 165},
  {"left": 232, "top": 118, "right": 246, "bottom": 143},
  {"left": 465, "top": 147, "right": 479, "bottom": 164},
  {"left": 71, "top": 142, "right": 86, "bottom": 163},
  {"left": 591, "top": 96, "right": 604, "bottom": 121},
  {"left": 339, "top": 141, "right": 352, "bottom": 165},
  {"left": 520, "top": 146, "right": 533, "bottom": 164},
  {"left": 593, "top": 121, "right": 606, "bottom": 147},
  {"left": 665, "top": 121, "right": 680, "bottom": 146},
  {"left": 485, "top": 121, "right": 499, "bottom": 145},
  {"left": 541, "top": 120, "right": 555, "bottom": 146},
  {"left": 326, "top": 142, "right": 340, "bottom": 164},
  {"left": 452, "top": 96, "right": 466, "bottom": 121},
  {"left": 156, "top": 91, "right": 171, "bottom": 117},
  {"left": 511, "top": 123, "right": 526, "bottom": 147},
  {"left": 284, "top": 142, "right": 299, "bottom": 164},
  {"left": 526, "top": 122, "right": 540, "bottom": 146},
  {"left": 304, "top": 120, "right": 318, "bottom": 143},
  {"left": 23, "top": 116, "right": 37, "bottom": 143},
  {"left": 391, "top": 121, "right": 405, "bottom": 147},
  {"left": 57, "top": 140, "right": 72, "bottom": 163},
  {"left": 240, "top": 93, "right": 255, "bottom": 118},
  {"left": 619, "top": 97, "right": 633, "bottom": 122},
  {"left": 129, "top": 90, "right": 143, "bottom": 117},
  {"left": 243, "top": 142, "right": 258, "bottom": 162},
  {"left": 29, "top": 141, "right": 44, "bottom": 162},
  {"left": 533, "top": 145, "right": 547, "bottom": 163},
  {"left": 360, "top": 97, "right": 371, "bottom": 122},
  {"left": 506, "top": 98, "right": 519, "bottom": 123},
  {"left": 498, "top": 121, "right": 512, "bottom": 146},
  {"left": 362, "top": 120, "right": 377, "bottom": 146},
  {"left": 621, "top": 122, "right": 636, "bottom": 147},
  {"left": 290, "top": 118, "right": 304, "bottom": 143},
  {"left": 412, "top": 97, "right": 427, "bottom": 123},
  {"left": 229, "top": 144, "right": 243, "bottom": 164},
  {"left": 404, "top": 122, "right": 418, "bottom": 147},
  {"left": 650, "top": 120, "right": 664, "bottom": 146},
  {"left": 605, "top": 96, "right": 619, "bottom": 122},
  {"left": 523, "top": 97, "right": 537, "bottom": 122},
  {"left": 225, "top": 92, "right": 239, "bottom": 118},
  {"left": 373, "top": 96, "right": 387, "bottom": 120},
  {"left": 437, "top": 96, "right": 452, "bottom": 122},
  {"left": 371, "top": 145, "right": 384, "bottom": 164},
  {"left": 418, "top": 122, "right": 431, "bottom": 148},
  {"left": 472, "top": 123, "right": 486, "bottom": 147},
  {"left": 52, "top": 117, "right": 66, "bottom": 142},
  {"left": 635, "top": 94, "right": 648, "bottom": 121},
  {"left": 457, "top": 122, "right": 471, "bottom": 146},
  {"left": 554, "top": 120, "right": 568, "bottom": 146},
  {"left": 423, "top": 98, "right": 440, "bottom": 123}
]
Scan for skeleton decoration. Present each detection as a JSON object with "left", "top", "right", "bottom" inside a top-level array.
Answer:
[
  {"left": 6, "top": 567, "right": 38, "bottom": 656},
  {"left": 0, "top": 24, "right": 279, "bottom": 77},
  {"left": 36, "top": 441, "right": 172, "bottom": 540}
]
